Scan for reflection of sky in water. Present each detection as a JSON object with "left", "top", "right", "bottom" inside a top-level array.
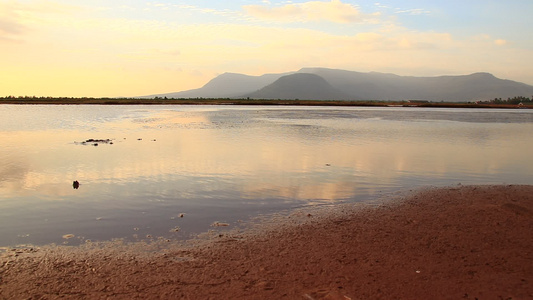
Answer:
[{"left": 0, "top": 105, "right": 532, "bottom": 246}]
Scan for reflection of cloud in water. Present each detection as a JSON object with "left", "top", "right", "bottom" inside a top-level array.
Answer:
[
  {"left": 239, "top": 180, "right": 366, "bottom": 203},
  {"left": 1, "top": 108, "right": 532, "bottom": 201},
  {"left": 0, "top": 153, "right": 30, "bottom": 195},
  {"left": 1, "top": 106, "right": 532, "bottom": 247}
]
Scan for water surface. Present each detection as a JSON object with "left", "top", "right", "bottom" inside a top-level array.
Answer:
[{"left": 1, "top": 105, "right": 532, "bottom": 246}]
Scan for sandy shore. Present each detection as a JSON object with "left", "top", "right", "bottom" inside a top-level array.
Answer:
[{"left": 1, "top": 185, "right": 532, "bottom": 299}]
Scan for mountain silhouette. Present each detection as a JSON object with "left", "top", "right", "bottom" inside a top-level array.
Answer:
[
  {"left": 143, "top": 72, "right": 291, "bottom": 99},
  {"left": 299, "top": 68, "right": 533, "bottom": 101},
  {"left": 145, "top": 68, "right": 533, "bottom": 102}
]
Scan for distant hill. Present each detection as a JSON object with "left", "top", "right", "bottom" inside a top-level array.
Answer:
[
  {"left": 144, "top": 68, "right": 533, "bottom": 102},
  {"left": 244, "top": 73, "right": 352, "bottom": 100},
  {"left": 142, "top": 72, "right": 292, "bottom": 99},
  {"left": 299, "top": 68, "right": 533, "bottom": 101}
]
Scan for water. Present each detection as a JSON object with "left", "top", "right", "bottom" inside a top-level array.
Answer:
[{"left": 0, "top": 105, "right": 532, "bottom": 247}]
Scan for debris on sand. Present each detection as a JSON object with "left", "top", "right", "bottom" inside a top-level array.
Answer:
[
  {"left": 78, "top": 139, "right": 114, "bottom": 146},
  {"left": 211, "top": 221, "right": 229, "bottom": 227},
  {"left": 171, "top": 213, "right": 185, "bottom": 220},
  {"left": 169, "top": 226, "right": 180, "bottom": 232}
]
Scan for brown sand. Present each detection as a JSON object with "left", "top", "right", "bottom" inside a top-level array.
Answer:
[{"left": 1, "top": 185, "right": 532, "bottom": 299}]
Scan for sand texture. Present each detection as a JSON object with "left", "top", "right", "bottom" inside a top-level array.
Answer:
[{"left": 1, "top": 185, "right": 532, "bottom": 299}]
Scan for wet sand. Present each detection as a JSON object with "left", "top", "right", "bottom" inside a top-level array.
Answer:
[{"left": 1, "top": 185, "right": 532, "bottom": 299}]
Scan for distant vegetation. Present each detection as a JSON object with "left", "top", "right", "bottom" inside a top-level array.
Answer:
[
  {"left": 0, "top": 95, "right": 531, "bottom": 108},
  {"left": 477, "top": 96, "right": 533, "bottom": 105}
]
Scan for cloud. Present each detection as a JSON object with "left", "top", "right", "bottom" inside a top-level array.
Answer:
[
  {"left": 0, "top": 19, "right": 27, "bottom": 42},
  {"left": 0, "top": 0, "right": 82, "bottom": 43},
  {"left": 0, "top": 2, "right": 29, "bottom": 42},
  {"left": 144, "top": 3, "right": 236, "bottom": 18},
  {"left": 473, "top": 35, "right": 508, "bottom": 47},
  {"left": 0, "top": 18, "right": 27, "bottom": 35},
  {"left": 395, "top": 8, "right": 430, "bottom": 15},
  {"left": 494, "top": 39, "right": 507, "bottom": 46},
  {"left": 243, "top": 0, "right": 379, "bottom": 24}
]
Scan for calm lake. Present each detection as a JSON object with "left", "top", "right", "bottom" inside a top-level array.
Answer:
[{"left": 1, "top": 105, "right": 532, "bottom": 247}]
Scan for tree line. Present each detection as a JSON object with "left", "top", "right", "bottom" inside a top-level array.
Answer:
[{"left": 479, "top": 96, "right": 533, "bottom": 105}]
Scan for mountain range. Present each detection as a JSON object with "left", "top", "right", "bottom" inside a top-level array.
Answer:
[{"left": 145, "top": 68, "right": 533, "bottom": 102}]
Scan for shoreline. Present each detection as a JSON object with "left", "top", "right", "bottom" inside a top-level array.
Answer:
[
  {"left": 1, "top": 185, "right": 532, "bottom": 299},
  {"left": 1, "top": 98, "right": 531, "bottom": 109}
]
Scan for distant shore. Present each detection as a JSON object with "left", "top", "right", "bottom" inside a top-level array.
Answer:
[
  {"left": 1, "top": 97, "right": 531, "bottom": 108},
  {"left": 1, "top": 185, "right": 532, "bottom": 299}
]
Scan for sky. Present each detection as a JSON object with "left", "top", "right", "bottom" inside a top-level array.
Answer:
[{"left": 1, "top": 0, "right": 532, "bottom": 97}]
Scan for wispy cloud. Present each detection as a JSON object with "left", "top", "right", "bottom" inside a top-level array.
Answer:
[
  {"left": 374, "top": 3, "right": 431, "bottom": 16},
  {"left": 144, "top": 2, "right": 236, "bottom": 18},
  {"left": 243, "top": 0, "right": 380, "bottom": 24},
  {"left": 395, "top": 8, "right": 431, "bottom": 15}
]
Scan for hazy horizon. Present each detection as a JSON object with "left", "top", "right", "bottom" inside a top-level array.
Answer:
[{"left": 2, "top": 0, "right": 532, "bottom": 97}]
